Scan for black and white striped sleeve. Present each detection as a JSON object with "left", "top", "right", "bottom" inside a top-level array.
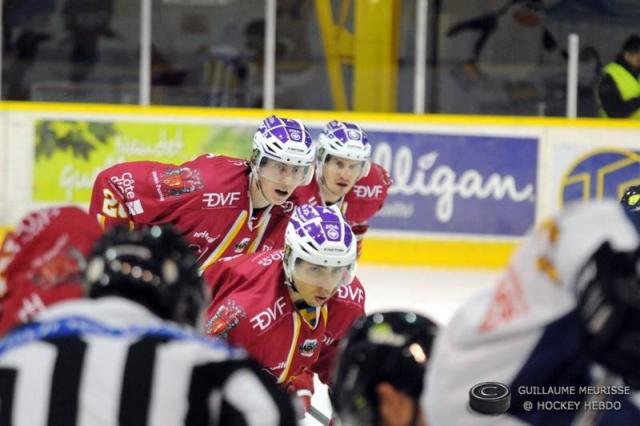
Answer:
[{"left": 192, "top": 358, "right": 298, "bottom": 426}]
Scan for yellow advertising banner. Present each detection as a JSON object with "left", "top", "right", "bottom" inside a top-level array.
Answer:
[{"left": 33, "top": 120, "right": 253, "bottom": 202}]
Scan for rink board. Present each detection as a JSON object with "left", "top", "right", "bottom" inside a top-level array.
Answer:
[
  {"left": 1, "top": 102, "right": 640, "bottom": 267},
  {"left": 0, "top": 227, "right": 7, "bottom": 247}
]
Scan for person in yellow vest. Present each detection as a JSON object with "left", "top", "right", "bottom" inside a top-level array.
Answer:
[{"left": 597, "top": 34, "right": 640, "bottom": 118}]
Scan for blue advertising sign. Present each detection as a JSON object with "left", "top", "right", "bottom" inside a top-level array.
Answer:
[
  {"left": 365, "top": 131, "right": 537, "bottom": 236},
  {"left": 560, "top": 148, "right": 640, "bottom": 206}
]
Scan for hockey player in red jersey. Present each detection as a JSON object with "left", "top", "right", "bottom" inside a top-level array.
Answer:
[
  {"left": 203, "top": 204, "right": 365, "bottom": 415},
  {"left": 0, "top": 206, "right": 102, "bottom": 335},
  {"left": 89, "top": 115, "right": 315, "bottom": 271},
  {"left": 272, "top": 120, "right": 391, "bottom": 257}
]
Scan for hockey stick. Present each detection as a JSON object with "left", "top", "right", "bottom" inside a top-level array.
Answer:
[
  {"left": 308, "top": 405, "right": 332, "bottom": 425},
  {"left": 573, "top": 371, "right": 616, "bottom": 426}
]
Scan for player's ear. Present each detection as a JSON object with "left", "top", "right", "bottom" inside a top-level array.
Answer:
[{"left": 250, "top": 148, "right": 260, "bottom": 167}]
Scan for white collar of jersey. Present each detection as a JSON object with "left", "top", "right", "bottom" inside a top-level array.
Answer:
[{"left": 36, "top": 297, "right": 168, "bottom": 329}]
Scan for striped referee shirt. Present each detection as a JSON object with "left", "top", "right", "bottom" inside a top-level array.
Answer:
[{"left": 0, "top": 297, "right": 296, "bottom": 426}]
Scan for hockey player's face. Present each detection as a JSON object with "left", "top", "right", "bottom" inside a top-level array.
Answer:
[
  {"left": 259, "top": 159, "right": 311, "bottom": 204},
  {"left": 292, "top": 260, "right": 348, "bottom": 306},
  {"left": 322, "top": 156, "right": 365, "bottom": 197},
  {"left": 260, "top": 174, "right": 294, "bottom": 204},
  {"left": 377, "top": 383, "right": 426, "bottom": 426}
]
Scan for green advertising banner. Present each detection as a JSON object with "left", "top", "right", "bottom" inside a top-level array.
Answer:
[{"left": 34, "top": 120, "right": 253, "bottom": 202}]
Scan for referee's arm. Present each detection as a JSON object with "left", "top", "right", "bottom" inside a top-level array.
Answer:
[{"left": 192, "top": 358, "right": 299, "bottom": 425}]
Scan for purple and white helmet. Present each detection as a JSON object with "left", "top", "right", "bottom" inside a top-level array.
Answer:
[
  {"left": 284, "top": 204, "right": 357, "bottom": 285},
  {"left": 252, "top": 115, "right": 316, "bottom": 185},
  {"left": 317, "top": 120, "right": 371, "bottom": 180}
]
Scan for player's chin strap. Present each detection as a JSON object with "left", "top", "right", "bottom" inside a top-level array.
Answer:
[
  {"left": 294, "top": 299, "right": 312, "bottom": 311},
  {"left": 250, "top": 169, "right": 272, "bottom": 206},
  {"left": 285, "top": 279, "right": 308, "bottom": 310}
]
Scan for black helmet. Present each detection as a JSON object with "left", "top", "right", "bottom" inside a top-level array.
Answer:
[
  {"left": 575, "top": 241, "right": 640, "bottom": 389},
  {"left": 620, "top": 186, "right": 640, "bottom": 232},
  {"left": 85, "top": 225, "right": 205, "bottom": 327},
  {"left": 330, "top": 311, "right": 438, "bottom": 426},
  {"left": 620, "top": 185, "right": 640, "bottom": 212}
]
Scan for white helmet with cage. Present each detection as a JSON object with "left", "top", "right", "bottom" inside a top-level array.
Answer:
[
  {"left": 316, "top": 120, "right": 371, "bottom": 181},
  {"left": 251, "top": 115, "right": 316, "bottom": 186},
  {"left": 283, "top": 204, "right": 357, "bottom": 288}
]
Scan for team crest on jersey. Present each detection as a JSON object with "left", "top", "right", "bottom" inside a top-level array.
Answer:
[
  {"left": 298, "top": 338, "right": 318, "bottom": 357},
  {"left": 205, "top": 299, "right": 246, "bottom": 339},
  {"left": 29, "top": 244, "right": 85, "bottom": 289},
  {"left": 152, "top": 166, "right": 203, "bottom": 201}
]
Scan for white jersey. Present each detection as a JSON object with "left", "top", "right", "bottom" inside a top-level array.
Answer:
[
  {"left": 424, "top": 200, "right": 640, "bottom": 426},
  {"left": 0, "top": 297, "right": 297, "bottom": 426}
]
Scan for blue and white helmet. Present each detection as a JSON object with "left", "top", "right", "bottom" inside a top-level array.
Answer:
[
  {"left": 252, "top": 115, "right": 316, "bottom": 185},
  {"left": 317, "top": 120, "right": 371, "bottom": 180},
  {"left": 284, "top": 204, "right": 357, "bottom": 286}
]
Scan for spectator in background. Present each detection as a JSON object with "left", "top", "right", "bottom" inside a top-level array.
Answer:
[
  {"left": 2, "top": 0, "right": 55, "bottom": 99},
  {"left": 0, "top": 206, "right": 102, "bottom": 335},
  {"left": 62, "top": 0, "right": 116, "bottom": 83},
  {"left": 596, "top": 34, "right": 640, "bottom": 118},
  {"left": 446, "top": 0, "right": 551, "bottom": 77}
]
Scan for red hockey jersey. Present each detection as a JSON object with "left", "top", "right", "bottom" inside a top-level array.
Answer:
[
  {"left": 279, "top": 163, "right": 391, "bottom": 254},
  {"left": 0, "top": 206, "right": 102, "bottom": 335},
  {"left": 89, "top": 155, "right": 289, "bottom": 270},
  {"left": 203, "top": 250, "right": 366, "bottom": 393}
]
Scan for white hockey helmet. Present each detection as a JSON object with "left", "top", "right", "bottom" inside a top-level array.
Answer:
[
  {"left": 252, "top": 115, "right": 316, "bottom": 185},
  {"left": 316, "top": 120, "right": 371, "bottom": 180},
  {"left": 283, "top": 204, "right": 357, "bottom": 287}
]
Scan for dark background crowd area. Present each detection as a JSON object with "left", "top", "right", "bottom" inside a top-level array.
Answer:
[{"left": 2, "top": 0, "right": 639, "bottom": 116}]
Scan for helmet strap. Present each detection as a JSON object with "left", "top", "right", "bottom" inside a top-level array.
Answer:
[
  {"left": 283, "top": 249, "right": 299, "bottom": 293},
  {"left": 285, "top": 279, "right": 303, "bottom": 303},
  {"left": 249, "top": 170, "right": 272, "bottom": 208},
  {"left": 283, "top": 253, "right": 310, "bottom": 309},
  {"left": 294, "top": 299, "right": 312, "bottom": 311}
]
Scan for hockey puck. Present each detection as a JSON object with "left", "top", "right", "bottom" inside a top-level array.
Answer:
[{"left": 468, "top": 382, "right": 511, "bottom": 415}]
